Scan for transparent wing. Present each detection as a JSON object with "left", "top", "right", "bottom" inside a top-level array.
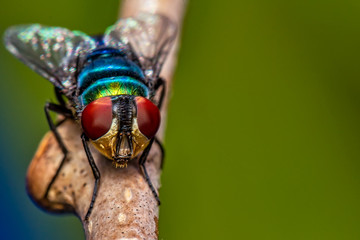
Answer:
[
  {"left": 104, "top": 13, "right": 177, "bottom": 81},
  {"left": 4, "top": 24, "right": 96, "bottom": 94}
]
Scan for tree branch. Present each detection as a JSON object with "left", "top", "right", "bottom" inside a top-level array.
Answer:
[{"left": 26, "top": 0, "right": 186, "bottom": 239}]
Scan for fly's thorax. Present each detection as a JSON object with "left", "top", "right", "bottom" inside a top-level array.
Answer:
[
  {"left": 76, "top": 48, "right": 149, "bottom": 106},
  {"left": 81, "top": 95, "right": 161, "bottom": 168}
]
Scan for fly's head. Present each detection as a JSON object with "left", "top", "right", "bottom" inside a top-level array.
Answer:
[{"left": 81, "top": 95, "right": 160, "bottom": 168}]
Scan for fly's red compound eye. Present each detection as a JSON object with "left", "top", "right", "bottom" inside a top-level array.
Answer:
[
  {"left": 135, "top": 96, "right": 161, "bottom": 139},
  {"left": 81, "top": 97, "right": 113, "bottom": 140}
]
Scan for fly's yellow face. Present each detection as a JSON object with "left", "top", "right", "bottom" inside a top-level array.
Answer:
[{"left": 90, "top": 118, "right": 150, "bottom": 168}]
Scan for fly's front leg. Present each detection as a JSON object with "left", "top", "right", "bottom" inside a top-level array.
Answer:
[
  {"left": 81, "top": 134, "right": 101, "bottom": 221},
  {"left": 141, "top": 77, "right": 166, "bottom": 203},
  {"left": 139, "top": 138, "right": 161, "bottom": 205},
  {"left": 44, "top": 102, "right": 73, "bottom": 199}
]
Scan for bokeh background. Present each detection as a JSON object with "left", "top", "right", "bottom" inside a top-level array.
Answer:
[{"left": 1, "top": 0, "right": 360, "bottom": 239}]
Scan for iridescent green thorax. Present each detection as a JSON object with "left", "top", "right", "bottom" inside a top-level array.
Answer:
[{"left": 80, "top": 77, "right": 149, "bottom": 105}]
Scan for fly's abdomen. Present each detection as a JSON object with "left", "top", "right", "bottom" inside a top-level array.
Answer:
[{"left": 78, "top": 50, "right": 149, "bottom": 105}]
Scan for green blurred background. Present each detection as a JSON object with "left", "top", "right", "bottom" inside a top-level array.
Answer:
[{"left": 1, "top": 0, "right": 360, "bottom": 239}]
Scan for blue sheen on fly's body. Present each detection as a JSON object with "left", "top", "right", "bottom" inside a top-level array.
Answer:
[
  {"left": 78, "top": 54, "right": 145, "bottom": 91},
  {"left": 78, "top": 48, "right": 148, "bottom": 105},
  {"left": 85, "top": 48, "right": 124, "bottom": 60}
]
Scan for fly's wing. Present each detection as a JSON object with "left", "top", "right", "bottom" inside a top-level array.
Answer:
[
  {"left": 4, "top": 24, "right": 96, "bottom": 97},
  {"left": 104, "top": 13, "right": 177, "bottom": 84}
]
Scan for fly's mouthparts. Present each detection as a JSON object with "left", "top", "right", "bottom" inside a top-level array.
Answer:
[
  {"left": 116, "top": 133, "right": 133, "bottom": 157},
  {"left": 112, "top": 158, "right": 129, "bottom": 168}
]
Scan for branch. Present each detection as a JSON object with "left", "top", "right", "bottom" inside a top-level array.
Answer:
[{"left": 26, "top": 0, "right": 186, "bottom": 239}]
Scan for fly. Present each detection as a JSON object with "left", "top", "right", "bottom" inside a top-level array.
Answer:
[{"left": 4, "top": 13, "right": 176, "bottom": 221}]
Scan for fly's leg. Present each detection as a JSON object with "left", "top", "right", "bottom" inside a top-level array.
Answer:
[
  {"left": 154, "top": 77, "right": 166, "bottom": 109},
  {"left": 154, "top": 137, "right": 165, "bottom": 169},
  {"left": 54, "top": 87, "right": 67, "bottom": 108},
  {"left": 153, "top": 77, "right": 166, "bottom": 169},
  {"left": 81, "top": 134, "right": 101, "bottom": 221},
  {"left": 53, "top": 88, "right": 70, "bottom": 127},
  {"left": 140, "top": 77, "right": 166, "bottom": 204},
  {"left": 139, "top": 138, "right": 161, "bottom": 205},
  {"left": 44, "top": 102, "right": 73, "bottom": 199}
]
